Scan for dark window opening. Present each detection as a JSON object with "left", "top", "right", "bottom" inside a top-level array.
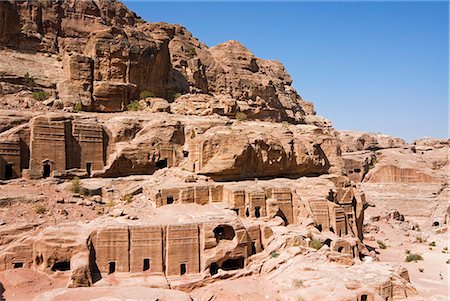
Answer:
[
  {"left": 86, "top": 162, "right": 92, "bottom": 177},
  {"left": 43, "top": 163, "right": 51, "bottom": 178},
  {"left": 213, "top": 225, "right": 235, "bottom": 241},
  {"left": 180, "top": 263, "right": 187, "bottom": 275},
  {"left": 330, "top": 227, "right": 335, "bottom": 233},
  {"left": 51, "top": 261, "right": 70, "bottom": 271},
  {"left": 354, "top": 168, "right": 361, "bottom": 173},
  {"left": 433, "top": 221, "right": 440, "bottom": 227},
  {"left": 210, "top": 262, "right": 219, "bottom": 275},
  {"left": 274, "top": 209, "right": 289, "bottom": 226},
  {"left": 5, "top": 163, "right": 13, "bottom": 179},
  {"left": 221, "top": 257, "right": 244, "bottom": 271},
  {"left": 315, "top": 224, "right": 322, "bottom": 232},
  {"left": 324, "top": 239, "right": 332, "bottom": 247},
  {"left": 13, "top": 262, "right": 24, "bottom": 269},
  {"left": 251, "top": 242, "right": 257, "bottom": 255},
  {"left": 361, "top": 295, "right": 368, "bottom": 301},
  {"left": 339, "top": 230, "right": 342, "bottom": 237},
  {"left": 255, "top": 206, "right": 261, "bottom": 218},
  {"left": 232, "top": 208, "right": 239, "bottom": 215},
  {"left": 245, "top": 208, "right": 249, "bottom": 217},
  {"left": 156, "top": 158, "right": 168, "bottom": 169},
  {"left": 108, "top": 261, "right": 116, "bottom": 274},
  {"left": 183, "top": 150, "right": 189, "bottom": 157},
  {"left": 143, "top": 258, "right": 150, "bottom": 271},
  {"left": 338, "top": 246, "right": 344, "bottom": 253},
  {"left": 167, "top": 196, "right": 174, "bottom": 204}
]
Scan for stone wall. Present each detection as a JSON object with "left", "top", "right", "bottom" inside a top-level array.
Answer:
[{"left": 0, "top": 138, "right": 21, "bottom": 179}]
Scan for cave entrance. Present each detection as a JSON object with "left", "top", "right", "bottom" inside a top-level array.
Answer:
[
  {"left": 213, "top": 225, "right": 235, "bottom": 241},
  {"left": 5, "top": 163, "right": 13, "bottom": 179},
  {"left": 361, "top": 295, "right": 368, "bottom": 301},
  {"left": 43, "top": 163, "right": 51, "bottom": 178},
  {"left": 254, "top": 206, "right": 261, "bottom": 218},
  {"left": 86, "top": 162, "right": 92, "bottom": 177},
  {"left": 274, "top": 209, "right": 288, "bottom": 226},
  {"left": 13, "top": 262, "right": 24, "bottom": 269},
  {"left": 167, "top": 196, "right": 174, "bottom": 205},
  {"left": 51, "top": 261, "right": 70, "bottom": 271},
  {"left": 108, "top": 261, "right": 116, "bottom": 274},
  {"left": 210, "top": 262, "right": 219, "bottom": 275},
  {"left": 143, "top": 258, "right": 150, "bottom": 271},
  {"left": 433, "top": 221, "right": 440, "bottom": 227},
  {"left": 180, "top": 263, "right": 187, "bottom": 275},
  {"left": 221, "top": 257, "right": 244, "bottom": 271},
  {"left": 156, "top": 158, "right": 168, "bottom": 169}
]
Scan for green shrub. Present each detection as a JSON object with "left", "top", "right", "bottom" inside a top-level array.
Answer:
[
  {"left": 415, "top": 236, "right": 426, "bottom": 243},
  {"left": 32, "top": 91, "right": 49, "bottom": 101},
  {"left": 127, "top": 100, "right": 143, "bottom": 111},
  {"left": 270, "top": 251, "right": 280, "bottom": 258},
  {"left": 429, "top": 241, "right": 436, "bottom": 247},
  {"left": 418, "top": 268, "right": 424, "bottom": 273},
  {"left": 235, "top": 112, "right": 247, "bottom": 121},
  {"left": 35, "top": 205, "right": 46, "bottom": 214},
  {"left": 405, "top": 253, "right": 423, "bottom": 262},
  {"left": 186, "top": 45, "right": 197, "bottom": 58},
  {"left": 310, "top": 239, "right": 323, "bottom": 250},
  {"left": 23, "top": 72, "right": 35, "bottom": 87},
  {"left": 121, "top": 194, "right": 133, "bottom": 204},
  {"left": 442, "top": 247, "right": 448, "bottom": 254},
  {"left": 73, "top": 103, "right": 82, "bottom": 112},
  {"left": 377, "top": 240, "right": 387, "bottom": 249},
  {"left": 71, "top": 176, "right": 81, "bottom": 193},
  {"left": 139, "top": 90, "right": 155, "bottom": 99}
]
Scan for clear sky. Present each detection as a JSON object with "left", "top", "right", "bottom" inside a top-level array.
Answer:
[{"left": 124, "top": 1, "right": 448, "bottom": 142}]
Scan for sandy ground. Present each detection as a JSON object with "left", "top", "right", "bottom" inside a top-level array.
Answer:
[{"left": 367, "top": 221, "right": 449, "bottom": 300}]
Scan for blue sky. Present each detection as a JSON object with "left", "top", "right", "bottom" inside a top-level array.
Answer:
[{"left": 124, "top": 1, "right": 448, "bottom": 141}]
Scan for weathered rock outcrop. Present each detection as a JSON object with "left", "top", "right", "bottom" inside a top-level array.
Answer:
[{"left": 0, "top": 0, "right": 322, "bottom": 125}]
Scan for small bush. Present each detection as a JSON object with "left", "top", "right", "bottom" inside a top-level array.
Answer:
[
  {"left": 310, "top": 239, "right": 323, "bottom": 250},
  {"left": 190, "top": 129, "right": 196, "bottom": 139},
  {"left": 235, "top": 112, "right": 247, "bottom": 121},
  {"left": 405, "top": 249, "right": 411, "bottom": 254},
  {"left": 32, "top": 91, "right": 49, "bottom": 101},
  {"left": 127, "top": 100, "right": 143, "bottom": 111},
  {"left": 442, "top": 247, "right": 448, "bottom": 254},
  {"left": 23, "top": 72, "right": 35, "bottom": 87},
  {"left": 418, "top": 268, "right": 424, "bottom": 273},
  {"left": 292, "top": 279, "right": 304, "bottom": 288},
  {"left": 270, "top": 251, "right": 280, "bottom": 258},
  {"left": 71, "top": 176, "right": 81, "bottom": 194},
  {"left": 429, "top": 241, "right": 436, "bottom": 247},
  {"left": 121, "top": 194, "right": 133, "bottom": 204},
  {"left": 405, "top": 253, "right": 423, "bottom": 262},
  {"left": 106, "top": 199, "right": 116, "bottom": 208},
  {"left": 56, "top": 56, "right": 62, "bottom": 61},
  {"left": 377, "top": 240, "right": 387, "bottom": 249},
  {"left": 186, "top": 45, "right": 197, "bottom": 58},
  {"left": 368, "top": 158, "right": 379, "bottom": 170},
  {"left": 35, "top": 205, "right": 46, "bottom": 214},
  {"left": 446, "top": 259, "right": 450, "bottom": 264},
  {"left": 73, "top": 103, "right": 82, "bottom": 112},
  {"left": 139, "top": 90, "right": 155, "bottom": 99},
  {"left": 415, "top": 236, "right": 426, "bottom": 243}
]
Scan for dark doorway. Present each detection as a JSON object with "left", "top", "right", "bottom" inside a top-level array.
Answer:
[
  {"left": 361, "top": 295, "right": 368, "bottom": 301},
  {"left": 183, "top": 150, "right": 189, "bottom": 157},
  {"left": 51, "top": 261, "right": 70, "bottom": 271},
  {"left": 274, "top": 209, "right": 289, "bottom": 226},
  {"left": 5, "top": 164, "right": 13, "bottom": 179},
  {"left": 156, "top": 158, "right": 168, "bottom": 169},
  {"left": 251, "top": 242, "right": 257, "bottom": 255},
  {"left": 13, "top": 262, "right": 24, "bottom": 269},
  {"left": 245, "top": 208, "right": 249, "bottom": 217},
  {"left": 232, "top": 208, "right": 239, "bottom": 215},
  {"left": 108, "top": 261, "right": 116, "bottom": 274},
  {"left": 221, "top": 257, "right": 244, "bottom": 271},
  {"left": 43, "top": 163, "right": 51, "bottom": 178},
  {"left": 315, "top": 224, "right": 323, "bottom": 232},
  {"left": 86, "top": 162, "right": 92, "bottom": 177},
  {"left": 180, "top": 263, "right": 187, "bottom": 275},
  {"left": 143, "top": 258, "right": 150, "bottom": 271},
  {"left": 433, "top": 221, "right": 440, "bottom": 227},
  {"left": 254, "top": 207, "right": 261, "bottom": 218},
  {"left": 213, "top": 225, "right": 235, "bottom": 241},
  {"left": 167, "top": 196, "right": 174, "bottom": 204},
  {"left": 210, "top": 262, "right": 219, "bottom": 275},
  {"left": 338, "top": 246, "right": 344, "bottom": 253}
]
